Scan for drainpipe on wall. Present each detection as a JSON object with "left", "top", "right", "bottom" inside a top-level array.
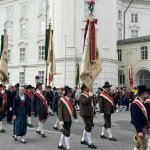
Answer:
[{"left": 123, "top": 0, "right": 134, "bottom": 40}]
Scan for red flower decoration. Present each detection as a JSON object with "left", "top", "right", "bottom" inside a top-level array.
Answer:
[{"left": 87, "top": 0, "right": 95, "bottom": 5}]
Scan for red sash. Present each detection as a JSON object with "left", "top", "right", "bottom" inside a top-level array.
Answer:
[
  {"left": 133, "top": 99, "right": 148, "bottom": 121},
  {"left": 60, "top": 97, "right": 74, "bottom": 120},
  {"left": 82, "top": 91, "right": 89, "bottom": 98},
  {"left": 34, "top": 91, "right": 48, "bottom": 110},
  {"left": 25, "top": 90, "right": 33, "bottom": 100},
  {"left": 145, "top": 99, "right": 150, "bottom": 104},
  {"left": 100, "top": 92, "right": 114, "bottom": 106}
]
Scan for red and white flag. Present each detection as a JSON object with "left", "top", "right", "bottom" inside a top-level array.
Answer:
[{"left": 129, "top": 66, "right": 134, "bottom": 88}]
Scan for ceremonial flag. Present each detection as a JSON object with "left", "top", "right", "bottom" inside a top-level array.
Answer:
[
  {"left": 80, "top": 1, "right": 102, "bottom": 88},
  {"left": 46, "top": 25, "right": 56, "bottom": 86},
  {"left": 129, "top": 66, "right": 134, "bottom": 88},
  {"left": 75, "top": 63, "right": 79, "bottom": 86},
  {"left": 0, "top": 30, "right": 8, "bottom": 84}
]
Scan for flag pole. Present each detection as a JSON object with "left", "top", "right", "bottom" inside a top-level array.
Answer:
[
  {"left": 64, "top": 35, "right": 67, "bottom": 86},
  {"left": 45, "top": 0, "right": 48, "bottom": 87}
]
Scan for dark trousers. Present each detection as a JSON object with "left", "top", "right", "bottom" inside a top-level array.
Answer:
[
  {"left": 27, "top": 107, "right": 31, "bottom": 116},
  {"left": 82, "top": 117, "right": 94, "bottom": 132},
  {"left": 104, "top": 114, "right": 111, "bottom": 129},
  {"left": 7, "top": 110, "right": 13, "bottom": 122},
  {"left": 0, "top": 113, "right": 3, "bottom": 121},
  {"left": 75, "top": 100, "right": 79, "bottom": 107},
  {"left": 63, "top": 121, "right": 72, "bottom": 137}
]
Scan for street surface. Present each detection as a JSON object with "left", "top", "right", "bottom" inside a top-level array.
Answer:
[{"left": 0, "top": 111, "right": 149, "bottom": 150}]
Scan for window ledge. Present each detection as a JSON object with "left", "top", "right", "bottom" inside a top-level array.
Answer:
[{"left": 139, "top": 59, "right": 149, "bottom": 62}]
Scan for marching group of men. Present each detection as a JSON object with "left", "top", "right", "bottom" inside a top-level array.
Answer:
[{"left": 0, "top": 81, "right": 150, "bottom": 150}]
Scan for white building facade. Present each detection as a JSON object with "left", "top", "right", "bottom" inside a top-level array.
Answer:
[
  {"left": 51, "top": 0, "right": 118, "bottom": 88},
  {"left": 117, "top": 36, "right": 150, "bottom": 87},
  {"left": 117, "top": 0, "right": 150, "bottom": 40},
  {"left": 0, "top": 0, "right": 118, "bottom": 88}
]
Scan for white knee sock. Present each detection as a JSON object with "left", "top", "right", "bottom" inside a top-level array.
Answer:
[
  {"left": 21, "top": 136, "right": 25, "bottom": 141},
  {"left": 37, "top": 122, "right": 41, "bottom": 131},
  {"left": 59, "top": 134, "right": 65, "bottom": 146},
  {"left": 86, "top": 132, "right": 92, "bottom": 145},
  {"left": 148, "top": 139, "right": 150, "bottom": 149},
  {"left": 134, "top": 147, "right": 140, "bottom": 150},
  {"left": 65, "top": 137, "right": 70, "bottom": 149},
  {"left": 107, "top": 128, "right": 112, "bottom": 138},
  {"left": 39, "top": 122, "right": 44, "bottom": 134},
  {"left": 28, "top": 117, "right": 32, "bottom": 124},
  {"left": 54, "top": 119, "right": 60, "bottom": 128},
  {"left": 0, "top": 121, "right": 2, "bottom": 130},
  {"left": 101, "top": 127, "right": 105, "bottom": 136},
  {"left": 81, "top": 130, "right": 87, "bottom": 142}
]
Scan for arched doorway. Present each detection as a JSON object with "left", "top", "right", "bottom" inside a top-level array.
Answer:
[{"left": 136, "top": 70, "right": 150, "bottom": 87}]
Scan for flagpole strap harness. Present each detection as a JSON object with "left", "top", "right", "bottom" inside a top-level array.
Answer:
[
  {"left": 60, "top": 97, "right": 74, "bottom": 121},
  {"left": 100, "top": 92, "right": 114, "bottom": 107},
  {"left": 133, "top": 98, "right": 148, "bottom": 121}
]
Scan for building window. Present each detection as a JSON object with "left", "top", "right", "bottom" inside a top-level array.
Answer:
[
  {"left": 117, "top": 49, "right": 122, "bottom": 61},
  {"left": 8, "top": 49, "right": 11, "bottom": 63},
  {"left": 38, "top": 71, "right": 44, "bottom": 83},
  {"left": 141, "top": 46, "right": 148, "bottom": 60},
  {"left": 20, "top": 3, "right": 27, "bottom": 18},
  {"left": 39, "top": 19, "right": 45, "bottom": 35},
  {"left": 131, "top": 13, "right": 138, "bottom": 23},
  {"left": 118, "top": 10, "right": 122, "bottom": 21},
  {"left": 19, "top": 47, "right": 26, "bottom": 62},
  {"left": 119, "top": 73, "right": 125, "bottom": 85},
  {"left": 38, "top": 45, "right": 45, "bottom": 60},
  {"left": 6, "top": 6, "right": 13, "bottom": 20},
  {"left": 39, "top": 0, "right": 46, "bottom": 13},
  {"left": 118, "top": 28, "right": 122, "bottom": 40},
  {"left": 131, "top": 30, "right": 138, "bottom": 38},
  {"left": 139, "top": 70, "right": 150, "bottom": 87},
  {"left": 20, "top": 23, "right": 27, "bottom": 38},
  {"left": 19, "top": 72, "right": 25, "bottom": 84}
]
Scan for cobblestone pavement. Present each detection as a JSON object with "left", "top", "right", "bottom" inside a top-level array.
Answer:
[{"left": 0, "top": 111, "right": 149, "bottom": 150}]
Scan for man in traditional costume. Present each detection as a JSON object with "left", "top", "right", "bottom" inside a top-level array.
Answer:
[
  {"left": 33, "top": 82, "right": 48, "bottom": 138},
  {"left": 53, "top": 87, "right": 63, "bottom": 131},
  {"left": 131, "top": 85, "right": 149, "bottom": 150},
  {"left": 12, "top": 86, "right": 28, "bottom": 143},
  {"left": 145, "top": 88, "right": 150, "bottom": 129},
  {"left": 58, "top": 87, "right": 77, "bottom": 150},
  {"left": 79, "top": 84, "right": 97, "bottom": 149},
  {"left": 0, "top": 84, "right": 5, "bottom": 133},
  {"left": 98, "top": 82, "right": 117, "bottom": 141},
  {"left": 24, "top": 85, "right": 34, "bottom": 128}
]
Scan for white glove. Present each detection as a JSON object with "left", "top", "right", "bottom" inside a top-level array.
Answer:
[
  {"left": 9, "top": 107, "right": 12, "bottom": 111},
  {"left": 100, "top": 113, "right": 104, "bottom": 116},
  {"left": 89, "top": 92, "right": 93, "bottom": 97},
  {"left": 74, "top": 119, "right": 78, "bottom": 123},
  {"left": 1, "top": 90, "right": 5, "bottom": 94},
  {"left": 59, "top": 121, "right": 64, "bottom": 126}
]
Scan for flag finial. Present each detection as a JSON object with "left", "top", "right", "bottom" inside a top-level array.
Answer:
[{"left": 87, "top": 0, "right": 95, "bottom": 13}]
